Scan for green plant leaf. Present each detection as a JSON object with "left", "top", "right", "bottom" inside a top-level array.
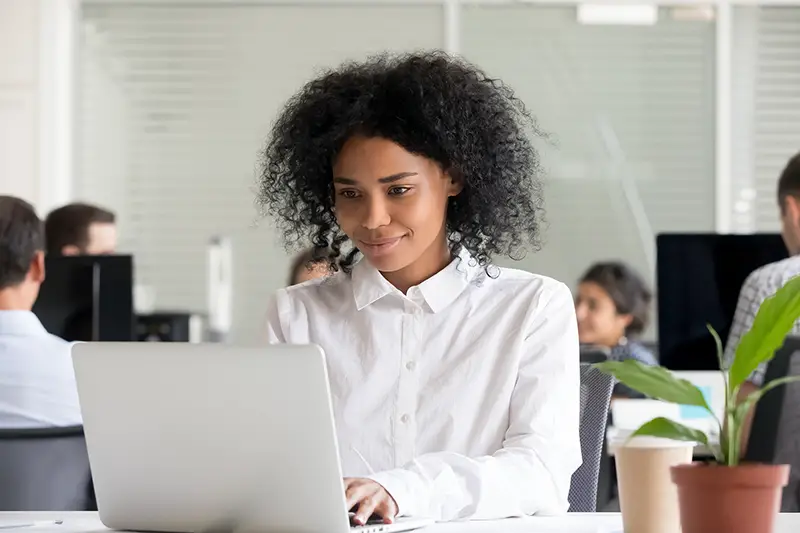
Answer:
[
  {"left": 729, "top": 275, "right": 800, "bottom": 391},
  {"left": 629, "top": 417, "right": 708, "bottom": 444},
  {"left": 707, "top": 324, "right": 728, "bottom": 430},
  {"left": 728, "top": 376, "right": 800, "bottom": 465},
  {"left": 734, "top": 375, "right": 800, "bottom": 424},
  {"left": 627, "top": 417, "right": 721, "bottom": 462},
  {"left": 594, "top": 359, "right": 712, "bottom": 410},
  {"left": 709, "top": 324, "right": 725, "bottom": 372}
]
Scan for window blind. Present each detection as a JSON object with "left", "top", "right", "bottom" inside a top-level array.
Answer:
[
  {"left": 747, "top": 7, "right": 800, "bottom": 231},
  {"left": 77, "top": 3, "right": 444, "bottom": 342},
  {"left": 462, "top": 5, "right": 716, "bottom": 308}
]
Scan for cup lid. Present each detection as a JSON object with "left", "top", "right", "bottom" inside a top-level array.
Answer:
[{"left": 617, "top": 436, "right": 697, "bottom": 449}]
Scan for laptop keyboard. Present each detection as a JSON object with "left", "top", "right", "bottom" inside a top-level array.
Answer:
[{"left": 349, "top": 513, "right": 392, "bottom": 531}]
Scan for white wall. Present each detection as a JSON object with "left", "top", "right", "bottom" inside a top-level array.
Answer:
[
  {"left": 0, "top": 0, "right": 40, "bottom": 205},
  {"left": 0, "top": 0, "right": 74, "bottom": 215}
]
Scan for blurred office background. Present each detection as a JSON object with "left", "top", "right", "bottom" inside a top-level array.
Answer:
[{"left": 1, "top": 0, "right": 798, "bottom": 344}]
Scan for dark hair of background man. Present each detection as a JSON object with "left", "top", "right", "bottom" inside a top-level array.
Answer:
[
  {"left": 777, "top": 152, "right": 800, "bottom": 212},
  {"left": 44, "top": 203, "right": 115, "bottom": 255},
  {"left": 0, "top": 196, "right": 44, "bottom": 290}
]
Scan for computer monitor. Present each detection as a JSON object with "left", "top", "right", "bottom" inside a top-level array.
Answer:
[
  {"left": 32, "top": 255, "right": 135, "bottom": 342},
  {"left": 657, "top": 233, "right": 788, "bottom": 370}
]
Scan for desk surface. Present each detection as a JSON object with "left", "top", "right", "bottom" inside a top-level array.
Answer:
[{"left": 3, "top": 512, "right": 800, "bottom": 533}]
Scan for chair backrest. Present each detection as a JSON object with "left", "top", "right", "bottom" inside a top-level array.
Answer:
[
  {"left": 568, "top": 363, "right": 615, "bottom": 513},
  {"left": 744, "top": 337, "right": 800, "bottom": 512},
  {"left": 0, "top": 425, "right": 94, "bottom": 511},
  {"left": 580, "top": 345, "right": 610, "bottom": 365}
]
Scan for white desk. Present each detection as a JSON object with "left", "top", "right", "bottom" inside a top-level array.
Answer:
[{"left": 3, "top": 512, "right": 800, "bottom": 533}]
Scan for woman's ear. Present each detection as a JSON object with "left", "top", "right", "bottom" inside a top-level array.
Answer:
[
  {"left": 445, "top": 170, "right": 464, "bottom": 197},
  {"left": 616, "top": 313, "right": 634, "bottom": 333}
]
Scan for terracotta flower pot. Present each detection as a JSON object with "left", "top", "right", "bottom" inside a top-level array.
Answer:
[{"left": 671, "top": 462, "right": 789, "bottom": 533}]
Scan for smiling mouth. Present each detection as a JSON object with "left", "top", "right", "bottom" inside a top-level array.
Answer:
[{"left": 359, "top": 237, "right": 404, "bottom": 256}]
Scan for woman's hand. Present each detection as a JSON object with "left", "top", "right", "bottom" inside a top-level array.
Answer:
[{"left": 344, "top": 478, "right": 399, "bottom": 525}]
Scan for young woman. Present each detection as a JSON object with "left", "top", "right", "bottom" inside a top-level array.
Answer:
[
  {"left": 260, "top": 52, "right": 580, "bottom": 524},
  {"left": 575, "top": 261, "right": 656, "bottom": 366}
]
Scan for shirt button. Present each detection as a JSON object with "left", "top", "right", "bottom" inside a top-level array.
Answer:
[
  {"left": 405, "top": 361, "right": 416, "bottom": 371},
  {"left": 400, "top": 414, "right": 410, "bottom": 424}
]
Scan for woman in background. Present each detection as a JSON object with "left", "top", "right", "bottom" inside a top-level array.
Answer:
[{"left": 575, "top": 261, "right": 656, "bottom": 366}]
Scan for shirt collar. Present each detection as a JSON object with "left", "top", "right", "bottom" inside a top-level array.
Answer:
[
  {"left": 351, "top": 247, "right": 479, "bottom": 313},
  {"left": 0, "top": 311, "right": 49, "bottom": 337}
]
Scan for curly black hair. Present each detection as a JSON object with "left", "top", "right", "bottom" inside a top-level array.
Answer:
[{"left": 259, "top": 51, "right": 545, "bottom": 272}]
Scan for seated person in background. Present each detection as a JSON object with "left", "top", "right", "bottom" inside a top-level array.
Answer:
[
  {"left": 575, "top": 261, "right": 657, "bottom": 368},
  {"left": 262, "top": 53, "right": 580, "bottom": 523},
  {"left": 288, "top": 248, "right": 333, "bottom": 285},
  {"left": 0, "top": 196, "right": 81, "bottom": 428},
  {"left": 45, "top": 202, "right": 117, "bottom": 256},
  {"left": 725, "top": 151, "right": 800, "bottom": 454}
]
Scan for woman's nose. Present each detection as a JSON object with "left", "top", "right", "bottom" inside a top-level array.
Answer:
[{"left": 360, "top": 196, "right": 391, "bottom": 230}]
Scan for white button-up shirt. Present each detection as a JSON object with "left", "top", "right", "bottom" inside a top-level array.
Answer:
[
  {"left": 0, "top": 311, "right": 82, "bottom": 428},
  {"left": 265, "top": 252, "right": 580, "bottom": 521}
]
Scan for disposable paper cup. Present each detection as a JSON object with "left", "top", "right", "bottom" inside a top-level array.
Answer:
[{"left": 616, "top": 437, "right": 695, "bottom": 533}]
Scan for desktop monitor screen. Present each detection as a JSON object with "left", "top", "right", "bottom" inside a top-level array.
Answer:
[
  {"left": 657, "top": 233, "right": 788, "bottom": 370},
  {"left": 33, "top": 255, "right": 135, "bottom": 342}
]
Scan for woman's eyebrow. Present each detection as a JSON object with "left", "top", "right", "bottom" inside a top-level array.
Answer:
[
  {"left": 333, "top": 172, "right": 418, "bottom": 185},
  {"left": 378, "top": 172, "right": 418, "bottom": 183}
]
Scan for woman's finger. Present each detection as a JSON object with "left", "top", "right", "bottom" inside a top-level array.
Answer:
[
  {"left": 372, "top": 498, "right": 397, "bottom": 524},
  {"left": 345, "top": 482, "right": 372, "bottom": 513},
  {"left": 353, "top": 493, "right": 380, "bottom": 526}
]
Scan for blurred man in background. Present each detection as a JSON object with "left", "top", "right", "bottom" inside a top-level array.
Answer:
[
  {"left": 45, "top": 202, "right": 117, "bottom": 256},
  {"left": 0, "top": 196, "right": 81, "bottom": 428},
  {"left": 725, "top": 151, "right": 800, "bottom": 452}
]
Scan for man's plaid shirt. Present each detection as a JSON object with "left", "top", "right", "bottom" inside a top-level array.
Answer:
[{"left": 723, "top": 255, "right": 800, "bottom": 385}]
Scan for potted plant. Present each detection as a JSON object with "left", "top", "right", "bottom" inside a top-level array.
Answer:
[{"left": 596, "top": 275, "right": 800, "bottom": 533}]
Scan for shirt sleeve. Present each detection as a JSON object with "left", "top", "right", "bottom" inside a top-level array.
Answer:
[
  {"left": 723, "top": 274, "right": 767, "bottom": 386},
  {"left": 367, "top": 282, "right": 582, "bottom": 521},
  {"left": 265, "top": 291, "right": 287, "bottom": 344}
]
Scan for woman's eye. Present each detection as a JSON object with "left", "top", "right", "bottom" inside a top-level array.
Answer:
[
  {"left": 339, "top": 190, "right": 359, "bottom": 199},
  {"left": 388, "top": 186, "right": 410, "bottom": 196}
]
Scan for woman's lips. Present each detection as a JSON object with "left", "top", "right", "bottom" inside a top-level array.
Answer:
[{"left": 359, "top": 237, "right": 404, "bottom": 257}]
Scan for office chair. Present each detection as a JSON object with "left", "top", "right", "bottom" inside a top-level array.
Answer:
[
  {"left": 568, "top": 362, "right": 615, "bottom": 512},
  {"left": 0, "top": 425, "right": 94, "bottom": 510},
  {"left": 580, "top": 344, "right": 611, "bottom": 364},
  {"left": 744, "top": 336, "right": 800, "bottom": 512}
]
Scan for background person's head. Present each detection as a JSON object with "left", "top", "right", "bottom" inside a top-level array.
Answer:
[
  {"left": 288, "top": 248, "right": 331, "bottom": 286},
  {"left": 0, "top": 196, "right": 46, "bottom": 310},
  {"left": 777, "top": 152, "right": 800, "bottom": 255},
  {"left": 45, "top": 203, "right": 117, "bottom": 256},
  {"left": 575, "top": 261, "right": 652, "bottom": 348},
  {"left": 259, "top": 52, "right": 544, "bottom": 288}
]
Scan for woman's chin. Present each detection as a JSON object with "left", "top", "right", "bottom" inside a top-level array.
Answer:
[{"left": 364, "top": 253, "right": 407, "bottom": 274}]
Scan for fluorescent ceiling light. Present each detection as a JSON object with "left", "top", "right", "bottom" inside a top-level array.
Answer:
[{"left": 577, "top": 4, "right": 658, "bottom": 26}]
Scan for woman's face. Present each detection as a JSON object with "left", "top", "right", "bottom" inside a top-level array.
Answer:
[
  {"left": 332, "top": 136, "right": 461, "bottom": 274},
  {"left": 574, "top": 281, "right": 632, "bottom": 347}
]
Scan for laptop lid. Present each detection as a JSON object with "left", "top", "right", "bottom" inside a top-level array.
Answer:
[{"left": 72, "top": 343, "right": 351, "bottom": 533}]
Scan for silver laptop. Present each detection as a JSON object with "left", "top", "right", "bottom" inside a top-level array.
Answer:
[{"left": 72, "top": 343, "right": 433, "bottom": 533}]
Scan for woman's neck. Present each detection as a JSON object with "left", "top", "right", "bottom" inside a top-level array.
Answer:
[{"left": 382, "top": 238, "right": 452, "bottom": 294}]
